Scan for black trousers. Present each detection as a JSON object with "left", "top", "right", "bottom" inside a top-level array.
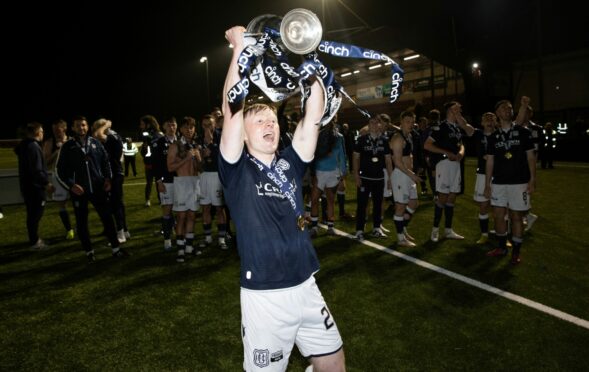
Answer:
[
  {"left": 110, "top": 174, "right": 127, "bottom": 231},
  {"left": 24, "top": 189, "right": 45, "bottom": 245},
  {"left": 124, "top": 156, "right": 137, "bottom": 176},
  {"left": 72, "top": 189, "right": 119, "bottom": 252},
  {"left": 355, "top": 178, "right": 384, "bottom": 232},
  {"left": 144, "top": 165, "right": 154, "bottom": 201}
]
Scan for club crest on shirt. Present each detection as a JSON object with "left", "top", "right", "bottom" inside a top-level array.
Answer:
[{"left": 253, "top": 349, "right": 269, "bottom": 368}]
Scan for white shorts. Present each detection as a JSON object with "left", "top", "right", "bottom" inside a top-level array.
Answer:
[
  {"left": 241, "top": 276, "right": 343, "bottom": 371},
  {"left": 159, "top": 182, "right": 174, "bottom": 206},
  {"left": 51, "top": 173, "right": 69, "bottom": 201},
  {"left": 491, "top": 183, "right": 530, "bottom": 211},
  {"left": 315, "top": 170, "right": 340, "bottom": 191},
  {"left": 473, "top": 173, "right": 489, "bottom": 202},
  {"left": 435, "top": 159, "right": 461, "bottom": 194},
  {"left": 383, "top": 168, "right": 393, "bottom": 198},
  {"left": 199, "top": 172, "right": 224, "bottom": 206},
  {"left": 172, "top": 176, "right": 200, "bottom": 212},
  {"left": 392, "top": 168, "right": 417, "bottom": 204}
]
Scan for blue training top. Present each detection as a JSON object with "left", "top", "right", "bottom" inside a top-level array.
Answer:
[{"left": 218, "top": 146, "right": 320, "bottom": 290}]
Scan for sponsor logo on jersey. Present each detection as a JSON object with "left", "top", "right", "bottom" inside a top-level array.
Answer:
[{"left": 270, "top": 350, "right": 283, "bottom": 363}]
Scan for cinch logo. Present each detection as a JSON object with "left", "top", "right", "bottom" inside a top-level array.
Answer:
[
  {"left": 300, "top": 64, "right": 317, "bottom": 81},
  {"left": 268, "top": 40, "right": 283, "bottom": 57},
  {"left": 264, "top": 66, "right": 282, "bottom": 86},
  {"left": 363, "top": 50, "right": 383, "bottom": 60},
  {"left": 319, "top": 42, "right": 350, "bottom": 57},
  {"left": 253, "top": 349, "right": 269, "bottom": 368},
  {"left": 280, "top": 62, "right": 300, "bottom": 78},
  {"left": 238, "top": 48, "right": 256, "bottom": 74},
  {"left": 228, "top": 79, "right": 250, "bottom": 103},
  {"left": 390, "top": 72, "right": 403, "bottom": 102}
]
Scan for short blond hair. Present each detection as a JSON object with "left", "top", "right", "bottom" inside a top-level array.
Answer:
[{"left": 244, "top": 103, "right": 276, "bottom": 119}]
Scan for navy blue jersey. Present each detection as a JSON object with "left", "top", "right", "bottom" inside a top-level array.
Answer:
[
  {"left": 200, "top": 135, "right": 220, "bottom": 172},
  {"left": 473, "top": 129, "right": 491, "bottom": 175},
  {"left": 429, "top": 120, "right": 464, "bottom": 164},
  {"left": 218, "top": 146, "right": 320, "bottom": 290},
  {"left": 151, "top": 135, "right": 176, "bottom": 183},
  {"left": 487, "top": 124, "right": 534, "bottom": 184},
  {"left": 354, "top": 134, "right": 390, "bottom": 179}
]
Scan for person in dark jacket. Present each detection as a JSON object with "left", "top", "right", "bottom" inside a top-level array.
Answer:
[
  {"left": 15, "top": 122, "right": 53, "bottom": 249},
  {"left": 92, "top": 118, "right": 130, "bottom": 243},
  {"left": 56, "top": 116, "right": 129, "bottom": 262},
  {"left": 139, "top": 115, "right": 163, "bottom": 206}
]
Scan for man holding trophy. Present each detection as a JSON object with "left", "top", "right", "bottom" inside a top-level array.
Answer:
[{"left": 219, "top": 20, "right": 346, "bottom": 372}]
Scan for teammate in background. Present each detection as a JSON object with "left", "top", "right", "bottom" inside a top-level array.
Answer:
[
  {"left": 15, "top": 122, "right": 53, "bottom": 249},
  {"left": 42, "top": 119, "right": 74, "bottom": 240},
  {"left": 472, "top": 112, "right": 497, "bottom": 244},
  {"left": 309, "top": 121, "right": 347, "bottom": 237},
  {"left": 424, "top": 101, "right": 474, "bottom": 242},
  {"left": 353, "top": 117, "right": 393, "bottom": 241},
  {"left": 152, "top": 117, "right": 178, "bottom": 251},
  {"left": 167, "top": 117, "right": 201, "bottom": 263},
  {"left": 198, "top": 114, "right": 228, "bottom": 250},
  {"left": 390, "top": 111, "right": 422, "bottom": 247},
  {"left": 56, "top": 116, "right": 129, "bottom": 262},
  {"left": 123, "top": 137, "right": 138, "bottom": 177},
  {"left": 390, "top": 111, "right": 421, "bottom": 247},
  {"left": 520, "top": 106, "right": 542, "bottom": 231},
  {"left": 92, "top": 118, "right": 130, "bottom": 244},
  {"left": 485, "top": 97, "right": 536, "bottom": 264},
  {"left": 139, "top": 115, "right": 163, "bottom": 207},
  {"left": 219, "top": 26, "right": 345, "bottom": 372}
]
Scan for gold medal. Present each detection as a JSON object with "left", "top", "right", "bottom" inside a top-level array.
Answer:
[
  {"left": 371, "top": 157, "right": 379, "bottom": 163},
  {"left": 505, "top": 151, "right": 512, "bottom": 159},
  {"left": 297, "top": 215, "right": 306, "bottom": 231}
]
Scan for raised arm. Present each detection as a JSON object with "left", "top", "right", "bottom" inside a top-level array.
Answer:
[
  {"left": 515, "top": 96, "right": 531, "bottom": 125},
  {"left": 292, "top": 78, "right": 325, "bottom": 162},
  {"left": 220, "top": 26, "right": 247, "bottom": 163}
]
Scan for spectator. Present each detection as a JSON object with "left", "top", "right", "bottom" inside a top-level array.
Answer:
[{"left": 123, "top": 137, "right": 138, "bottom": 177}]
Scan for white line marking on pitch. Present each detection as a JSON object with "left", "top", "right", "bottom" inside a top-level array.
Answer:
[{"left": 326, "top": 226, "right": 589, "bottom": 331}]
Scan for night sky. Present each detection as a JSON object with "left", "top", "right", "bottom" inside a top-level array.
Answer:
[{"left": 3, "top": 0, "right": 586, "bottom": 138}]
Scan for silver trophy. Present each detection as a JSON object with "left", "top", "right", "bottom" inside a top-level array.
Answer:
[{"left": 245, "top": 8, "right": 322, "bottom": 54}]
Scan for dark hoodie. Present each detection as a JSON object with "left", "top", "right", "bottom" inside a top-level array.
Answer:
[{"left": 14, "top": 138, "right": 49, "bottom": 194}]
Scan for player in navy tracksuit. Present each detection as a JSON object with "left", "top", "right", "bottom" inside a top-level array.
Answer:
[
  {"left": 15, "top": 122, "right": 53, "bottom": 249},
  {"left": 56, "top": 116, "right": 129, "bottom": 262}
]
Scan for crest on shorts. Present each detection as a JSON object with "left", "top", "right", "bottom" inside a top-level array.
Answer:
[{"left": 253, "top": 349, "right": 269, "bottom": 368}]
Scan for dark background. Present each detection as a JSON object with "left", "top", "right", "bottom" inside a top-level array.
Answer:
[{"left": 3, "top": 0, "right": 587, "bottom": 139}]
